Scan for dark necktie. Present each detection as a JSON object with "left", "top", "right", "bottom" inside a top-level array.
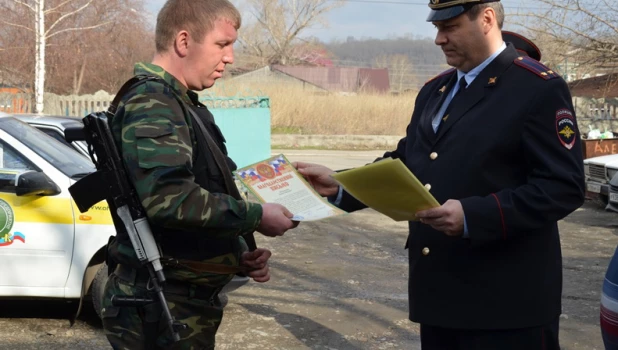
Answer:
[{"left": 438, "top": 76, "right": 468, "bottom": 132}]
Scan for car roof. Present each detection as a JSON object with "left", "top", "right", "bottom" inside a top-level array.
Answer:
[{"left": 9, "top": 113, "right": 83, "bottom": 129}]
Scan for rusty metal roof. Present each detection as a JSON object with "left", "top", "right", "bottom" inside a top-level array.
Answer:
[
  {"left": 272, "top": 65, "right": 390, "bottom": 93},
  {"left": 568, "top": 73, "right": 618, "bottom": 98}
]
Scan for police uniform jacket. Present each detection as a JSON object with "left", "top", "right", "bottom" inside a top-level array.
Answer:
[{"left": 338, "top": 44, "right": 585, "bottom": 329}]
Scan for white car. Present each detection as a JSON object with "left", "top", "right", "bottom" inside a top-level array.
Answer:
[
  {"left": 605, "top": 162, "right": 618, "bottom": 212},
  {"left": 0, "top": 113, "right": 114, "bottom": 317},
  {"left": 5, "top": 113, "right": 249, "bottom": 308},
  {"left": 583, "top": 154, "right": 618, "bottom": 203}
]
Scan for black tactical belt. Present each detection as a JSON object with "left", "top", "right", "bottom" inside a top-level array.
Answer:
[{"left": 113, "top": 264, "right": 222, "bottom": 301}]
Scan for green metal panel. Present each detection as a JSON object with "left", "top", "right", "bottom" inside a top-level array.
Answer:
[{"left": 201, "top": 96, "right": 271, "bottom": 168}]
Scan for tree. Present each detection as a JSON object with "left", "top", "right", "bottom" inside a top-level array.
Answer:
[
  {"left": 0, "top": 0, "right": 154, "bottom": 110},
  {"left": 237, "top": 0, "right": 344, "bottom": 67},
  {"left": 2, "top": 0, "right": 109, "bottom": 113},
  {"left": 374, "top": 54, "right": 415, "bottom": 93},
  {"left": 512, "top": 0, "right": 618, "bottom": 79},
  {"left": 43, "top": 2, "right": 154, "bottom": 95}
]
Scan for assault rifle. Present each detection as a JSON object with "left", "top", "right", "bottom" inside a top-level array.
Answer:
[{"left": 66, "top": 77, "right": 186, "bottom": 342}]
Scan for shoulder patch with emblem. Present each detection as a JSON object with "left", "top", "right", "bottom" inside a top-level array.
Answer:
[
  {"left": 556, "top": 108, "right": 576, "bottom": 150},
  {"left": 514, "top": 56, "right": 559, "bottom": 80},
  {"left": 425, "top": 68, "right": 456, "bottom": 85}
]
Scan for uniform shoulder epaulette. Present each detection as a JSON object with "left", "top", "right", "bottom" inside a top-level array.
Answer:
[
  {"left": 513, "top": 56, "right": 559, "bottom": 80},
  {"left": 425, "top": 68, "right": 456, "bottom": 85}
]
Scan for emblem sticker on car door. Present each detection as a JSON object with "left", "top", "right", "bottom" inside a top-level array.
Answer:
[{"left": 0, "top": 198, "right": 25, "bottom": 246}]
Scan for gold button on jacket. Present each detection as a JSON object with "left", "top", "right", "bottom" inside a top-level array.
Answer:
[
  {"left": 422, "top": 247, "right": 430, "bottom": 256},
  {"left": 430, "top": 152, "right": 438, "bottom": 160}
]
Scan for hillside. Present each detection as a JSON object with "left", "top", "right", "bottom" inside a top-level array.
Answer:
[{"left": 324, "top": 36, "right": 448, "bottom": 90}]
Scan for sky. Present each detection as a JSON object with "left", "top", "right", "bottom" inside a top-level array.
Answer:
[{"left": 145, "top": 0, "right": 533, "bottom": 43}]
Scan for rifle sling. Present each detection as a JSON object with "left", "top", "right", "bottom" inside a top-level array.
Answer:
[
  {"left": 186, "top": 107, "right": 258, "bottom": 251},
  {"left": 108, "top": 75, "right": 259, "bottom": 275},
  {"left": 107, "top": 75, "right": 159, "bottom": 115},
  {"left": 112, "top": 75, "right": 259, "bottom": 252},
  {"left": 186, "top": 107, "right": 242, "bottom": 200}
]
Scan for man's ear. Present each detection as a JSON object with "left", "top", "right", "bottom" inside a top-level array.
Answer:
[
  {"left": 174, "top": 30, "right": 190, "bottom": 57},
  {"left": 482, "top": 8, "right": 496, "bottom": 34}
]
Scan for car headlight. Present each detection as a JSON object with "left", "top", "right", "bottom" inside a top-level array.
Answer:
[
  {"left": 608, "top": 168, "right": 618, "bottom": 181},
  {"left": 584, "top": 164, "right": 590, "bottom": 176}
]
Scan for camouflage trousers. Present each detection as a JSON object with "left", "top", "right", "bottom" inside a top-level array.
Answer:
[{"left": 101, "top": 272, "right": 224, "bottom": 350}]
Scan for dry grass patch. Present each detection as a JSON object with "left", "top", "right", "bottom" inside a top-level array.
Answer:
[{"left": 209, "top": 82, "right": 417, "bottom": 135}]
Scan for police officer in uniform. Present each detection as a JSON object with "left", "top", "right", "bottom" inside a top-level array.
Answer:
[{"left": 295, "top": 1, "right": 585, "bottom": 349}]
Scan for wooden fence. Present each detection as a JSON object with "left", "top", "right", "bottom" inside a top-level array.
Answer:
[
  {"left": 0, "top": 93, "right": 32, "bottom": 113},
  {"left": 44, "top": 90, "right": 113, "bottom": 116},
  {"left": 0, "top": 91, "right": 112, "bottom": 116},
  {"left": 4, "top": 92, "right": 618, "bottom": 136}
]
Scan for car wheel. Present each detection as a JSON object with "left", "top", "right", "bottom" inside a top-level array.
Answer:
[{"left": 92, "top": 263, "right": 109, "bottom": 319}]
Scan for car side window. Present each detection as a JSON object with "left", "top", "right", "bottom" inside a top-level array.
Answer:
[
  {"left": 0, "top": 140, "right": 36, "bottom": 171},
  {"left": 37, "top": 127, "right": 72, "bottom": 148},
  {"left": 0, "top": 141, "right": 37, "bottom": 193}
]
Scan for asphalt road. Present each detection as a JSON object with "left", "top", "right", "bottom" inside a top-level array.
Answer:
[
  {"left": 273, "top": 149, "right": 386, "bottom": 171},
  {"left": 0, "top": 150, "right": 614, "bottom": 350}
]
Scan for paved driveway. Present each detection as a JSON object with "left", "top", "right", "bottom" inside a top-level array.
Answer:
[{"left": 0, "top": 150, "right": 613, "bottom": 350}]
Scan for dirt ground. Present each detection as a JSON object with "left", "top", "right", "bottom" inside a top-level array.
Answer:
[{"left": 0, "top": 198, "right": 615, "bottom": 350}]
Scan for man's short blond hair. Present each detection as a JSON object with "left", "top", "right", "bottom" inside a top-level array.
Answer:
[
  {"left": 467, "top": 2, "right": 504, "bottom": 29},
  {"left": 155, "top": 0, "right": 241, "bottom": 53}
]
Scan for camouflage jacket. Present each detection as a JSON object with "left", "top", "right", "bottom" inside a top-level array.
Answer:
[{"left": 108, "top": 62, "right": 262, "bottom": 286}]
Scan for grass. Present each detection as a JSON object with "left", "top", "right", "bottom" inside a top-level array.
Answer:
[
  {"left": 271, "top": 145, "right": 394, "bottom": 150},
  {"left": 271, "top": 126, "right": 304, "bottom": 134},
  {"left": 209, "top": 81, "right": 418, "bottom": 135}
]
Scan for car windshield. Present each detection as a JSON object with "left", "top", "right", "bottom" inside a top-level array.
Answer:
[{"left": 0, "top": 117, "right": 95, "bottom": 177}]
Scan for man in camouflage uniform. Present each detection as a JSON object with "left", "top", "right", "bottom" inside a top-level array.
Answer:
[{"left": 100, "top": 0, "right": 297, "bottom": 349}]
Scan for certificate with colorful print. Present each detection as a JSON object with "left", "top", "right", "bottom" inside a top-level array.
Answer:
[{"left": 234, "top": 154, "right": 346, "bottom": 221}]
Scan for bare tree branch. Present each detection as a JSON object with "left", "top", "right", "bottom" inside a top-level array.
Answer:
[
  {"left": 510, "top": 0, "right": 618, "bottom": 77},
  {"left": 1, "top": 20, "right": 34, "bottom": 32},
  {"left": 13, "top": 0, "right": 35, "bottom": 11},
  {"left": 46, "top": 22, "right": 110, "bottom": 39},
  {"left": 45, "top": 0, "right": 95, "bottom": 37},
  {"left": 241, "top": 0, "right": 344, "bottom": 65},
  {"left": 45, "top": 0, "right": 77, "bottom": 14}
]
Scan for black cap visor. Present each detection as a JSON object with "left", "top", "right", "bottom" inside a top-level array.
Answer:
[{"left": 426, "top": 5, "right": 467, "bottom": 22}]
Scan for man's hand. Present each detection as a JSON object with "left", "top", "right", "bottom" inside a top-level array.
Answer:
[
  {"left": 257, "top": 203, "right": 298, "bottom": 237},
  {"left": 415, "top": 199, "right": 464, "bottom": 236},
  {"left": 240, "top": 248, "right": 272, "bottom": 282},
  {"left": 293, "top": 161, "right": 339, "bottom": 197}
]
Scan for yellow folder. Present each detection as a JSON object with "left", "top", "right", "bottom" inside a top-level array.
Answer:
[{"left": 331, "top": 158, "right": 440, "bottom": 222}]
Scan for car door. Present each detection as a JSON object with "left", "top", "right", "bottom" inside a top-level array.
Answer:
[{"left": 0, "top": 136, "right": 75, "bottom": 294}]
